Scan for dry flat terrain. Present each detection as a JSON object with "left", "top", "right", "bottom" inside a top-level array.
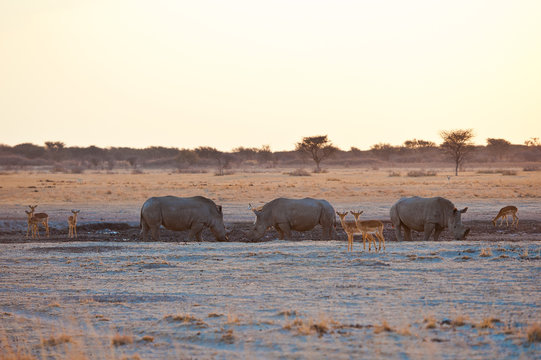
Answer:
[{"left": 0, "top": 168, "right": 540, "bottom": 359}]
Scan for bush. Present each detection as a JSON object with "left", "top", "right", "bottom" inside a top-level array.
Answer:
[
  {"left": 287, "top": 168, "right": 311, "bottom": 176},
  {"left": 407, "top": 170, "right": 437, "bottom": 177},
  {"left": 501, "top": 170, "right": 517, "bottom": 176},
  {"left": 523, "top": 166, "right": 539, "bottom": 172},
  {"left": 388, "top": 171, "right": 401, "bottom": 177}
]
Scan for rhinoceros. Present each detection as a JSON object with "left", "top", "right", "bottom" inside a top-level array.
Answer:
[
  {"left": 140, "top": 196, "right": 228, "bottom": 241},
  {"left": 248, "top": 197, "right": 337, "bottom": 241},
  {"left": 390, "top": 196, "right": 470, "bottom": 241}
]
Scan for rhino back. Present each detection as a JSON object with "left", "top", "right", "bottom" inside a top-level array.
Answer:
[
  {"left": 396, "top": 196, "right": 454, "bottom": 231},
  {"left": 144, "top": 196, "right": 222, "bottom": 231},
  {"left": 265, "top": 198, "right": 325, "bottom": 230}
]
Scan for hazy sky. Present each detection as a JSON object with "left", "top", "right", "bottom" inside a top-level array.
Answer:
[{"left": 1, "top": 0, "right": 540, "bottom": 151}]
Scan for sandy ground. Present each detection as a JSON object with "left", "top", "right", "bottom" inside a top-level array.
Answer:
[
  {"left": 1, "top": 168, "right": 540, "bottom": 358},
  {"left": 0, "top": 167, "right": 540, "bottom": 233},
  {"left": 1, "top": 240, "right": 540, "bottom": 359}
]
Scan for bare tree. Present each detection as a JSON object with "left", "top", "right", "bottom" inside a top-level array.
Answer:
[
  {"left": 440, "top": 129, "right": 475, "bottom": 176},
  {"left": 295, "top": 135, "right": 337, "bottom": 173}
]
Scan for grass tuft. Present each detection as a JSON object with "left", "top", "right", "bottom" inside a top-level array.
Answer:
[
  {"left": 480, "top": 248, "right": 493, "bottom": 257},
  {"left": 111, "top": 334, "right": 133, "bottom": 346},
  {"left": 475, "top": 317, "right": 501, "bottom": 329},
  {"left": 527, "top": 323, "right": 541, "bottom": 343},
  {"left": 373, "top": 320, "right": 394, "bottom": 334},
  {"left": 42, "top": 334, "right": 72, "bottom": 347}
]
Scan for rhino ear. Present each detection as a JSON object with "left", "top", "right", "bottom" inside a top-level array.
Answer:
[
  {"left": 216, "top": 205, "right": 223, "bottom": 214},
  {"left": 453, "top": 207, "right": 458, "bottom": 214},
  {"left": 460, "top": 207, "right": 468, "bottom": 214}
]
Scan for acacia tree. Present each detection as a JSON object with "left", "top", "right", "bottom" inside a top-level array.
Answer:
[
  {"left": 486, "top": 138, "right": 510, "bottom": 160},
  {"left": 440, "top": 129, "right": 475, "bottom": 176},
  {"left": 295, "top": 135, "right": 337, "bottom": 173}
]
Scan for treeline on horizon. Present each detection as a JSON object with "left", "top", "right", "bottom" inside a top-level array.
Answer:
[{"left": 1, "top": 137, "right": 540, "bottom": 173}]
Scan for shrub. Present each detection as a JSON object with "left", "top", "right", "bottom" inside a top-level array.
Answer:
[
  {"left": 407, "top": 170, "right": 437, "bottom": 177},
  {"left": 287, "top": 169, "right": 311, "bottom": 177},
  {"left": 523, "top": 165, "right": 539, "bottom": 172},
  {"left": 388, "top": 171, "right": 401, "bottom": 177},
  {"left": 501, "top": 170, "right": 517, "bottom": 176}
]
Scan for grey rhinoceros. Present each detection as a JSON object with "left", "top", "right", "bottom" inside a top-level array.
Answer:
[
  {"left": 248, "top": 197, "right": 337, "bottom": 241},
  {"left": 140, "top": 196, "right": 228, "bottom": 241},
  {"left": 390, "top": 196, "right": 470, "bottom": 241}
]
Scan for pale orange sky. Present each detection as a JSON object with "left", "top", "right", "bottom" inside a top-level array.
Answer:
[{"left": 1, "top": 0, "right": 540, "bottom": 151}]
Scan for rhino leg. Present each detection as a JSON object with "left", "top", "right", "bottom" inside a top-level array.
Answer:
[
  {"left": 189, "top": 222, "right": 205, "bottom": 241},
  {"left": 433, "top": 226, "right": 444, "bottom": 241},
  {"left": 275, "top": 223, "right": 291, "bottom": 240},
  {"left": 321, "top": 225, "right": 333, "bottom": 240},
  {"left": 403, "top": 226, "right": 412, "bottom": 241},
  {"left": 141, "top": 221, "right": 150, "bottom": 241},
  {"left": 423, "top": 223, "right": 435, "bottom": 241},
  {"left": 150, "top": 226, "right": 160, "bottom": 242},
  {"left": 394, "top": 223, "right": 403, "bottom": 242}
]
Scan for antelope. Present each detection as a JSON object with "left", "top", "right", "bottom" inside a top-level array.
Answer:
[
  {"left": 353, "top": 212, "right": 385, "bottom": 252},
  {"left": 492, "top": 206, "right": 518, "bottom": 228},
  {"left": 68, "top": 210, "right": 80, "bottom": 238},
  {"left": 26, "top": 205, "right": 50, "bottom": 237},
  {"left": 24, "top": 210, "right": 41, "bottom": 239},
  {"left": 336, "top": 211, "right": 375, "bottom": 252}
]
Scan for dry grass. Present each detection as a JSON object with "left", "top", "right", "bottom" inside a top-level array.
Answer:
[
  {"left": 424, "top": 316, "right": 437, "bottom": 329},
  {"left": 287, "top": 168, "right": 311, "bottom": 177},
  {"left": 475, "top": 317, "right": 501, "bottom": 329},
  {"left": 208, "top": 313, "right": 223, "bottom": 318},
  {"left": 407, "top": 170, "right": 437, "bottom": 177},
  {"left": 480, "top": 248, "right": 493, "bottom": 257},
  {"left": 451, "top": 315, "right": 470, "bottom": 327},
  {"left": 526, "top": 323, "right": 541, "bottom": 343},
  {"left": 141, "top": 335, "right": 154, "bottom": 342},
  {"left": 164, "top": 313, "right": 208, "bottom": 327},
  {"left": 220, "top": 329, "right": 235, "bottom": 343},
  {"left": 373, "top": 320, "right": 394, "bottom": 334},
  {"left": 1, "top": 169, "right": 540, "bottom": 214},
  {"left": 283, "top": 315, "right": 338, "bottom": 337},
  {"left": 111, "top": 334, "right": 133, "bottom": 346},
  {"left": 225, "top": 313, "right": 240, "bottom": 325},
  {"left": 277, "top": 309, "right": 300, "bottom": 317},
  {"left": 42, "top": 334, "right": 73, "bottom": 347}
]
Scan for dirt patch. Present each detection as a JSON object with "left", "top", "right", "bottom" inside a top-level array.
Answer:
[{"left": 1, "top": 220, "right": 540, "bottom": 244}]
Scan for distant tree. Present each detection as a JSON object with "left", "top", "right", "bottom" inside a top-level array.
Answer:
[
  {"left": 176, "top": 149, "right": 198, "bottom": 167},
  {"left": 195, "top": 146, "right": 230, "bottom": 175},
  {"left": 127, "top": 156, "right": 138, "bottom": 169},
  {"left": 257, "top": 145, "right": 274, "bottom": 165},
  {"left": 13, "top": 143, "right": 45, "bottom": 159},
  {"left": 486, "top": 138, "right": 511, "bottom": 160},
  {"left": 525, "top": 137, "right": 541, "bottom": 147},
  {"left": 295, "top": 135, "right": 338, "bottom": 172},
  {"left": 45, "top": 141, "right": 65, "bottom": 161},
  {"left": 350, "top": 146, "right": 362, "bottom": 155},
  {"left": 370, "top": 143, "right": 395, "bottom": 161},
  {"left": 440, "top": 129, "right": 475, "bottom": 176},
  {"left": 403, "top": 139, "right": 436, "bottom": 150}
]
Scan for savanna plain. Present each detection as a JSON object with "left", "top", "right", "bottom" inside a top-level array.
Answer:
[{"left": 1, "top": 167, "right": 540, "bottom": 359}]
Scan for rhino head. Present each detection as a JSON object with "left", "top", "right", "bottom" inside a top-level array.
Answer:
[
  {"left": 449, "top": 207, "right": 470, "bottom": 240},
  {"left": 247, "top": 207, "right": 267, "bottom": 241},
  {"left": 211, "top": 204, "right": 229, "bottom": 241}
]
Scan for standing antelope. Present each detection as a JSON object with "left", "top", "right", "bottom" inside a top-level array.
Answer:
[
  {"left": 68, "top": 210, "right": 80, "bottom": 238},
  {"left": 336, "top": 211, "right": 375, "bottom": 252},
  {"left": 26, "top": 205, "right": 49, "bottom": 238},
  {"left": 24, "top": 210, "right": 41, "bottom": 239},
  {"left": 492, "top": 206, "right": 518, "bottom": 228},
  {"left": 353, "top": 213, "right": 386, "bottom": 252}
]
